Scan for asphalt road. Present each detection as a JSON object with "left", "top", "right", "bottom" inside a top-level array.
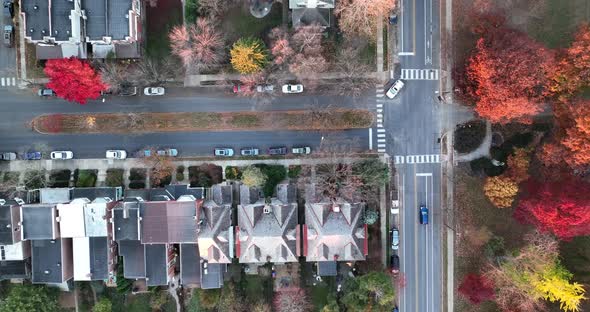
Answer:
[
  {"left": 0, "top": 88, "right": 372, "bottom": 158},
  {"left": 0, "top": 6, "right": 17, "bottom": 88}
]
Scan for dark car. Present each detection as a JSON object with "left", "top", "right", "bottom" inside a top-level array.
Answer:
[
  {"left": 23, "top": 151, "right": 42, "bottom": 160},
  {"left": 38, "top": 88, "right": 55, "bottom": 96},
  {"left": 3, "top": 1, "right": 14, "bottom": 18},
  {"left": 419, "top": 205, "right": 429, "bottom": 225},
  {"left": 3, "top": 25, "right": 13, "bottom": 47},
  {"left": 268, "top": 146, "right": 287, "bottom": 155},
  {"left": 390, "top": 255, "right": 400, "bottom": 273},
  {"left": 118, "top": 86, "right": 138, "bottom": 96}
]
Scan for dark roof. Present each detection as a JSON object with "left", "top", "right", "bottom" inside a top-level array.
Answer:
[
  {"left": 239, "top": 186, "right": 260, "bottom": 205},
  {"left": 31, "top": 239, "right": 66, "bottom": 284},
  {"left": 113, "top": 202, "right": 140, "bottom": 241},
  {"left": 114, "top": 42, "right": 141, "bottom": 58},
  {"left": 21, "top": 0, "right": 50, "bottom": 41},
  {"left": 50, "top": 0, "right": 74, "bottom": 41},
  {"left": 180, "top": 244, "right": 200, "bottom": 286},
  {"left": 276, "top": 184, "right": 296, "bottom": 204},
  {"left": 292, "top": 8, "right": 331, "bottom": 27},
  {"left": 201, "top": 263, "right": 224, "bottom": 289},
  {"left": 145, "top": 244, "right": 167, "bottom": 286},
  {"left": 88, "top": 237, "right": 108, "bottom": 280},
  {"left": 22, "top": 205, "right": 56, "bottom": 240},
  {"left": 72, "top": 187, "right": 121, "bottom": 201},
  {"left": 118, "top": 240, "right": 145, "bottom": 278},
  {"left": 35, "top": 45, "right": 63, "bottom": 60},
  {"left": 108, "top": 0, "right": 132, "bottom": 40},
  {"left": 317, "top": 261, "right": 337, "bottom": 276},
  {"left": 124, "top": 190, "right": 149, "bottom": 201},
  {"left": 165, "top": 185, "right": 205, "bottom": 200},
  {"left": 141, "top": 201, "right": 198, "bottom": 244},
  {"left": 212, "top": 184, "right": 232, "bottom": 205},
  {"left": 0, "top": 205, "right": 14, "bottom": 244},
  {"left": 83, "top": 0, "right": 107, "bottom": 40},
  {"left": 0, "top": 260, "right": 30, "bottom": 280}
]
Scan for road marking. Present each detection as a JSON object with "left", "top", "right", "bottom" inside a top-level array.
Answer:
[
  {"left": 416, "top": 173, "right": 432, "bottom": 177},
  {"left": 378, "top": 149, "right": 386, "bottom": 153},
  {"left": 377, "top": 134, "right": 386, "bottom": 138},
  {"left": 377, "top": 109, "right": 383, "bottom": 113},
  {"left": 394, "top": 156, "right": 405, "bottom": 164},
  {"left": 369, "top": 128, "right": 373, "bottom": 150},
  {"left": 1, "top": 78, "right": 4, "bottom": 86},
  {"left": 404, "top": 154, "right": 441, "bottom": 164},
  {"left": 398, "top": 52, "right": 415, "bottom": 56},
  {"left": 0, "top": 77, "right": 17, "bottom": 87},
  {"left": 401, "top": 69, "right": 439, "bottom": 80},
  {"left": 376, "top": 104, "right": 383, "bottom": 108},
  {"left": 377, "top": 119, "right": 383, "bottom": 123},
  {"left": 12, "top": 78, "right": 16, "bottom": 85},
  {"left": 377, "top": 123, "right": 383, "bottom": 128},
  {"left": 377, "top": 129, "right": 386, "bottom": 133}
]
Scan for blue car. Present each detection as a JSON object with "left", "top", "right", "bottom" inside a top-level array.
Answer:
[
  {"left": 23, "top": 151, "right": 41, "bottom": 160},
  {"left": 419, "top": 205, "right": 429, "bottom": 225}
]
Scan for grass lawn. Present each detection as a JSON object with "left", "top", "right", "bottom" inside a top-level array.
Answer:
[
  {"left": 74, "top": 169, "right": 98, "bottom": 187},
  {"left": 240, "top": 274, "right": 273, "bottom": 304},
  {"left": 526, "top": 0, "right": 590, "bottom": 48},
  {"left": 145, "top": 0, "right": 183, "bottom": 58},
  {"left": 25, "top": 43, "right": 46, "bottom": 79},
  {"left": 255, "top": 164, "right": 287, "bottom": 197},
  {"left": 222, "top": 2, "right": 283, "bottom": 44}
]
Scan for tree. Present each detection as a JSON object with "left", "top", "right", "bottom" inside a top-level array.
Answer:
[
  {"left": 230, "top": 37, "right": 268, "bottom": 74},
  {"left": 139, "top": 148, "right": 174, "bottom": 187},
  {"left": 169, "top": 19, "right": 225, "bottom": 72},
  {"left": 332, "top": 47, "right": 378, "bottom": 97},
  {"left": 335, "top": 0, "right": 396, "bottom": 38},
  {"left": 241, "top": 166, "right": 267, "bottom": 188},
  {"left": 93, "top": 298, "right": 112, "bottom": 312},
  {"left": 0, "top": 284, "right": 59, "bottom": 312},
  {"left": 532, "top": 263, "right": 586, "bottom": 312},
  {"left": 274, "top": 288, "right": 312, "bottom": 312},
  {"left": 547, "top": 24, "right": 590, "bottom": 98},
  {"left": 198, "top": 0, "right": 240, "bottom": 17},
  {"left": 353, "top": 158, "right": 389, "bottom": 188},
  {"left": 560, "top": 101, "right": 590, "bottom": 168},
  {"left": 483, "top": 176, "right": 519, "bottom": 208},
  {"left": 44, "top": 57, "right": 108, "bottom": 104},
  {"left": 342, "top": 272, "right": 395, "bottom": 311},
  {"left": 515, "top": 178, "right": 590, "bottom": 240},
  {"left": 363, "top": 209, "right": 379, "bottom": 225},
  {"left": 458, "top": 273, "right": 495, "bottom": 304},
  {"left": 506, "top": 148, "right": 531, "bottom": 183},
  {"left": 464, "top": 27, "right": 553, "bottom": 123}
]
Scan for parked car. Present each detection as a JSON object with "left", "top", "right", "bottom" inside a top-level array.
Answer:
[
  {"left": 391, "top": 228, "right": 400, "bottom": 250},
  {"left": 292, "top": 146, "right": 311, "bottom": 154},
  {"left": 3, "top": 25, "right": 13, "bottom": 47},
  {"left": 389, "top": 13, "right": 398, "bottom": 25},
  {"left": 23, "top": 151, "right": 42, "bottom": 160},
  {"left": 390, "top": 255, "right": 400, "bottom": 273},
  {"left": 419, "top": 205, "right": 429, "bottom": 225},
  {"left": 0, "top": 152, "right": 16, "bottom": 160},
  {"left": 143, "top": 87, "right": 165, "bottom": 96},
  {"left": 3, "top": 1, "right": 14, "bottom": 18},
  {"left": 268, "top": 146, "right": 287, "bottom": 155},
  {"left": 118, "top": 86, "right": 138, "bottom": 96},
  {"left": 214, "top": 148, "right": 234, "bottom": 157},
  {"left": 38, "top": 88, "right": 55, "bottom": 97},
  {"left": 385, "top": 80, "right": 405, "bottom": 99},
  {"left": 157, "top": 148, "right": 178, "bottom": 157},
  {"left": 240, "top": 147, "right": 259, "bottom": 156},
  {"left": 106, "top": 150, "right": 127, "bottom": 159},
  {"left": 282, "top": 84, "right": 303, "bottom": 94},
  {"left": 256, "top": 85, "right": 274, "bottom": 93},
  {"left": 50, "top": 151, "right": 73, "bottom": 160}
]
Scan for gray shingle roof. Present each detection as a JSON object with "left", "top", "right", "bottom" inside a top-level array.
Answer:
[
  {"left": 200, "top": 263, "right": 224, "bottom": 289},
  {"left": 50, "top": 0, "right": 74, "bottom": 41},
  {"left": 141, "top": 201, "right": 199, "bottom": 244},
  {"left": 317, "top": 261, "right": 337, "bottom": 276},
  {"left": 198, "top": 198, "right": 232, "bottom": 264},
  {"left": 118, "top": 240, "right": 145, "bottom": 278},
  {"left": 21, "top": 0, "right": 50, "bottom": 41},
  {"left": 113, "top": 202, "right": 140, "bottom": 241},
  {"left": 88, "top": 237, "right": 108, "bottom": 280},
  {"left": 107, "top": 0, "right": 132, "bottom": 40},
  {"left": 180, "top": 243, "right": 200, "bottom": 286},
  {"left": 0, "top": 205, "right": 15, "bottom": 244},
  {"left": 21, "top": 205, "right": 57, "bottom": 240},
  {"left": 0, "top": 260, "right": 30, "bottom": 280},
  {"left": 83, "top": 0, "right": 107, "bottom": 40},
  {"left": 145, "top": 244, "right": 167, "bottom": 286},
  {"left": 31, "top": 239, "right": 70, "bottom": 284}
]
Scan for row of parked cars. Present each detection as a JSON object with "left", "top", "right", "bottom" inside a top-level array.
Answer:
[
  {"left": 38, "top": 87, "right": 166, "bottom": 97},
  {"left": 389, "top": 204, "right": 429, "bottom": 274},
  {"left": 214, "top": 146, "right": 311, "bottom": 157},
  {"left": 0, "top": 148, "right": 179, "bottom": 161},
  {"left": 233, "top": 84, "right": 304, "bottom": 94},
  {"left": 3, "top": 1, "right": 14, "bottom": 47}
]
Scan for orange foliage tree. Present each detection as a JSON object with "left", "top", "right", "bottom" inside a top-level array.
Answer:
[{"left": 561, "top": 101, "right": 590, "bottom": 167}]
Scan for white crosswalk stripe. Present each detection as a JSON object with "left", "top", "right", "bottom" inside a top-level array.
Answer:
[
  {"left": 375, "top": 85, "right": 387, "bottom": 153},
  {"left": 377, "top": 129, "right": 386, "bottom": 133},
  {"left": 402, "top": 154, "right": 441, "bottom": 164},
  {"left": 394, "top": 156, "right": 405, "bottom": 164},
  {"left": 400, "top": 69, "right": 439, "bottom": 80},
  {"left": 0, "top": 77, "right": 17, "bottom": 87}
]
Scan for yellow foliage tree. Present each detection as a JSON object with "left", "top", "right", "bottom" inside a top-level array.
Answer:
[
  {"left": 483, "top": 176, "right": 519, "bottom": 208},
  {"left": 533, "top": 264, "right": 586, "bottom": 312},
  {"left": 230, "top": 37, "right": 268, "bottom": 74}
]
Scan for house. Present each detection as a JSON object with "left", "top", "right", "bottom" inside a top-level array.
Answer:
[
  {"left": 141, "top": 200, "right": 202, "bottom": 244},
  {"left": 0, "top": 201, "right": 31, "bottom": 280},
  {"left": 236, "top": 184, "right": 300, "bottom": 264},
  {"left": 125, "top": 184, "right": 204, "bottom": 202},
  {"left": 20, "top": 0, "right": 142, "bottom": 59},
  {"left": 303, "top": 184, "right": 367, "bottom": 276},
  {"left": 289, "top": 0, "right": 333, "bottom": 27},
  {"left": 21, "top": 204, "right": 59, "bottom": 240},
  {"left": 31, "top": 238, "right": 73, "bottom": 285}
]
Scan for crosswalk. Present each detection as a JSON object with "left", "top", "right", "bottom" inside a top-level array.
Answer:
[
  {"left": 394, "top": 154, "right": 441, "bottom": 164},
  {"left": 401, "top": 69, "right": 439, "bottom": 80},
  {"left": 375, "top": 85, "right": 386, "bottom": 153},
  {"left": 0, "top": 77, "right": 17, "bottom": 87}
]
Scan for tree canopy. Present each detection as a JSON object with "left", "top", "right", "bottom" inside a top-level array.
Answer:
[
  {"left": 44, "top": 57, "right": 107, "bottom": 104},
  {"left": 342, "top": 272, "right": 395, "bottom": 311},
  {"left": 0, "top": 285, "right": 59, "bottom": 312}
]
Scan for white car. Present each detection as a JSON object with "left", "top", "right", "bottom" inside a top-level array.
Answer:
[
  {"left": 50, "top": 151, "right": 73, "bottom": 160},
  {"left": 143, "top": 87, "right": 165, "bottom": 96},
  {"left": 106, "top": 150, "right": 127, "bottom": 159},
  {"left": 282, "top": 84, "right": 303, "bottom": 94},
  {"left": 292, "top": 146, "right": 311, "bottom": 154},
  {"left": 385, "top": 80, "right": 405, "bottom": 99}
]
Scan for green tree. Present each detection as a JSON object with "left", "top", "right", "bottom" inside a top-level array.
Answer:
[
  {"left": 342, "top": 272, "right": 395, "bottom": 311},
  {"left": 198, "top": 288, "right": 221, "bottom": 309},
  {"left": 242, "top": 166, "right": 268, "bottom": 188},
  {"left": 0, "top": 284, "right": 59, "bottom": 312},
  {"left": 363, "top": 209, "right": 379, "bottom": 225},
  {"left": 92, "top": 298, "right": 112, "bottom": 312},
  {"left": 353, "top": 159, "right": 389, "bottom": 187}
]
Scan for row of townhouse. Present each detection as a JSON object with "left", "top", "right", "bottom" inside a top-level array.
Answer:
[{"left": 0, "top": 182, "right": 367, "bottom": 290}]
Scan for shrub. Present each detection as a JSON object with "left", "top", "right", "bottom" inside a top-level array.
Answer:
[
  {"left": 185, "top": 0, "right": 199, "bottom": 24},
  {"left": 129, "top": 168, "right": 146, "bottom": 189},
  {"left": 176, "top": 166, "right": 185, "bottom": 182},
  {"left": 189, "top": 164, "right": 222, "bottom": 187},
  {"left": 288, "top": 165, "right": 302, "bottom": 179},
  {"left": 242, "top": 166, "right": 267, "bottom": 187},
  {"left": 469, "top": 157, "right": 506, "bottom": 177},
  {"left": 256, "top": 164, "right": 286, "bottom": 196},
  {"left": 48, "top": 170, "right": 71, "bottom": 187},
  {"left": 225, "top": 166, "right": 242, "bottom": 180},
  {"left": 24, "top": 170, "right": 46, "bottom": 189},
  {"left": 75, "top": 170, "right": 98, "bottom": 187},
  {"left": 151, "top": 169, "right": 172, "bottom": 188},
  {"left": 106, "top": 169, "right": 124, "bottom": 187},
  {"left": 454, "top": 120, "right": 487, "bottom": 153}
]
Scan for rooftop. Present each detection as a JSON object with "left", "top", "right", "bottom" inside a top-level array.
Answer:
[
  {"left": 0, "top": 260, "right": 30, "bottom": 280},
  {"left": 0, "top": 205, "right": 19, "bottom": 245},
  {"left": 72, "top": 187, "right": 122, "bottom": 201},
  {"left": 0, "top": 241, "right": 31, "bottom": 261},
  {"left": 118, "top": 240, "right": 145, "bottom": 279},
  {"left": 289, "top": 0, "right": 334, "bottom": 9},
  {"left": 21, "top": 0, "right": 50, "bottom": 41},
  {"left": 50, "top": 0, "right": 74, "bottom": 41},
  {"left": 145, "top": 244, "right": 167, "bottom": 286},
  {"left": 141, "top": 201, "right": 201, "bottom": 244},
  {"left": 199, "top": 187, "right": 233, "bottom": 264},
  {"left": 39, "top": 188, "right": 71, "bottom": 204},
  {"left": 201, "top": 263, "right": 224, "bottom": 289},
  {"left": 113, "top": 202, "right": 140, "bottom": 241},
  {"left": 31, "top": 239, "right": 72, "bottom": 284},
  {"left": 180, "top": 244, "right": 201, "bottom": 287},
  {"left": 21, "top": 204, "right": 58, "bottom": 240}
]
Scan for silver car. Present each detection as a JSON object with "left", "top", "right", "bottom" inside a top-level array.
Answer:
[
  {"left": 240, "top": 147, "right": 259, "bottom": 156},
  {"left": 214, "top": 148, "right": 234, "bottom": 157},
  {"left": 143, "top": 87, "right": 165, "bottom": 96},
  {"left": 0, "top": 152, "right": 16, "bottom": 160},
  {"left": 391, "top": 228, "right": 400, "bottom": 250}
]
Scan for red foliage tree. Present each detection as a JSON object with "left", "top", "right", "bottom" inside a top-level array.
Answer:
[
  {"left": 458, "top": 273, "right": 495, "bottom": 304},
  {"left": 515, "top": 178, "right": 590, "bottom": 240},
  {"left": 464, "top": 27, "right": 553, "bottom": 123},
  {"left": 44, "top": 57, "right": 107, "bottom": 104}
]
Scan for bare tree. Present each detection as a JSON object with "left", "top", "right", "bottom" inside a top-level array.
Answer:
[
  {"left": 139, "top": 148, "right": 174, "bottom": 187},
  {"left": 131, "top": 56, "right": 179, "bottom": 85},
  {"left": 335, "top": 0, "right": 396, "bottom": 38},
  {"left": 198, "top": 0, "right": 241, "bottom": 17},
  {"left": 97, "top": 61, "right": 131, "bottom": 94},
  {"left": 169, "top": 18, "right": 225, "bottom": 73},
  {"left": 332, "top": 47, "right": 377, "bottom": 97},
  {"left": 273, "top": 288, "right": 312, "bottom": 312}
]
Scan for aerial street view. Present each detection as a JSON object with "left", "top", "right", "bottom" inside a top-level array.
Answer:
[{"left": 0, "top": 0, "right": 590, "bottom": 311}]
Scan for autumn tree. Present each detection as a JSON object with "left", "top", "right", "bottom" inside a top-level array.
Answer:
[
  {"left": 44, "top": 57, "right": 108, "bottom": 104},
  {"left": 464, "top": 27, "right": 553, "bottom": 123},
  {"left": 458, "top": 273, "right": 495, "bottom": 304},
  {"left": 169, "top": 19, "right": 224, "bottom": 72},
  {"left": 560, "top": 101, "right": 590, "bottom": 168},
  {"left": 547, "top": 24, "right": 590, "bottom": 98},
  {"left": 274, "top": 288, "right": 312, "bottom": 312},
  {"left": 241, "top": 166, "right": 267, "bottom": 188},
  {"left": 332, "top": 47, "right": 377, "bottom": 96},
  {"left": 506, "top": 148, "right": 531, "bottom": 183},
  {"left": 335, "top": 0, "right": 396, "bottom": 38},
  {"left": 532, "top": 263, "right": 586, "bottom": 312},
  {"left": 483, "top": 176, "right": 519, "bottom": 208},
  {"left": 139, "top": 148, "right": 174, "bottom": 188},
  {"left": 230, "top": 37, "right": 268, "bottom": 74},
  {"left": 515, "top": 177, "right": 590, "bottom": 240}
]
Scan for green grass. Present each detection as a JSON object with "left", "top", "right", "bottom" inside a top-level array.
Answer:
[
  {"left": 145, "top": 1, "right": 182, "bottom": 58},
  {"left": 75, "top": 170, "right": 98, "bottom": 187},
  {"left": 126, "top": 294, "right": 151, "bottom": 312},
  {"left": 231, "top": 115, "right": 261, "bottom": 127},
  {"left": 222, "top": 3, "right": 283, "bottom": 43},
  {"left": 185, "top": 0, "right": 199, "bottom": 24},
  {"left": 527, "top": 0, "right": 590, "bottom": 48},
  {"left": 240, "top": 274, "right": 273, "bottom": 304}
]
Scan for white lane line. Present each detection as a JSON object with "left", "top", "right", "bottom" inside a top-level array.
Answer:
[
  {"left": 377, "top": 119, "right": 383, "bottom": 123},
  {"left": 1, "top": 78, "right": 4, "bottom": 86},
  {"left": 378, "top": 144, "right": 386, "bottom": 148},
  {"left": 377, "top": 109, "right": 383, "bottom": 113},
  {"left": 416, "top": 173, "right": 432, "bottom": 176},
  {"left": 377, "top": 129, "right": 386, "bottom": 133},
  {"left": 377, "top": 134, "right": 386, "bottom": 138},
  {"left": 378, "top": 123, "right": 383, "bottom": 127},
  {"left": 376, "top": 104, "right": 383, "bottom": 108},
  {"left": 399, "top": 52, "right": 415, "bottom": 56},
  {"left": 369, "top": 128, "right": 373, "bottom": 150},
  {"left": 378, "top": 149, "right": 386, "bottom": 153},
  {"left": 11, "top": 78, "right": 16, "bottom": 86}
]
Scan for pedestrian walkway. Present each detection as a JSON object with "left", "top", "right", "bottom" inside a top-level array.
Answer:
[
  {"left": 375, "top": 85, "right": 387, "bottom": 154},
  {"left": 0, "top": 77, "right": 17, "bottom": 87},
  {"left": 394, "top": 154, "right": 441, "bottom": 164},
  {"left": 401, "top": 69, "right": 439, "bottom": 80}
]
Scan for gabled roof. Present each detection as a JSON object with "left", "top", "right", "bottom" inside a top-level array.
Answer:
[
  {"left": 145, "top": 244, "right": 167, "bottom": 286},
  {"left": 113, "top": 202, "right": 140, "bottom": 241},
  {"left": 304, "top": 196, "right": 366, "bottom": 262},
  {"left": 237, "top": 185, "right": 299, "bottom": 263},
  {"left": 21, "top": 204, "right": 58, "bottom": 240},
  {"left": 31, "top": 238, "right": 72, "bottom": 284},
  {"left": 180, "top": 243, "right": 201, "bottom": 287},
  {"left": 198, "top": 188, "right": 232, "bottom": 264},
  {"left": 140, "top": 200, "right": 201, "bottom": 244}
]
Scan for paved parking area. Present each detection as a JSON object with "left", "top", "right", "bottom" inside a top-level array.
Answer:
[{"left": 0, "top": 2, "right": 18, "bottom": 88}]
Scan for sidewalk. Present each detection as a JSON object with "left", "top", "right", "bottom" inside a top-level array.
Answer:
[{"left": 184, "top": 72, "right": 382, "bottom": 87}]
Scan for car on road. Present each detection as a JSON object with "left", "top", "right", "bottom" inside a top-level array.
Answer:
[
  {"left": 3, "top": 25, "right": 13, "bottom": 47},
  {"left": 385, "top": 80, "right": 405, "bottom": 99},
  {"left": 268, "top": 146, "right": 287, "bottom": 155},
  {"left": 0, "top": 152, "right": 16, "bottom": 160},
  {"left": 419, "top": 205, "right": 429, "bottom": 224},
  {"left": 50, "top": 151, "right": 73, "bottom": 160},
  {"left": 23, "top": 151, "right": 42, "bottom": 160},
  {"left": 118, "top": 86, "right": 138, "bottom": 96},
  {"left": 292, "top": 146, "right": 311, "bottom": 154},
  {"left": 390, "top": 255, "right": 400, "bottom": 273},
  {"left": 240, "top": 147, "right": 259, "bottom": 156},
  {"left": 143, "top": 87, "right": 165, "bottom": 96},
  {"left": 38, "top": 88, "right": 55, "bottom": 97},
  {"left": 256, "top": 85, "right": 274, "bottom": 93},
  {"left": 282, "top": 84, "right": 303, "bottom": 94},
  {"left": 214, "top": 148, "right": 234, "bottom": 157},
  {"left": 391, "top": 228, "right": 399, "bottom": 250},
  {"left": 106, "top": 150, "right": 127, "bottom": 159},
  {"left": 157, "top": 148, "right": 178, "bottom": 157}
]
